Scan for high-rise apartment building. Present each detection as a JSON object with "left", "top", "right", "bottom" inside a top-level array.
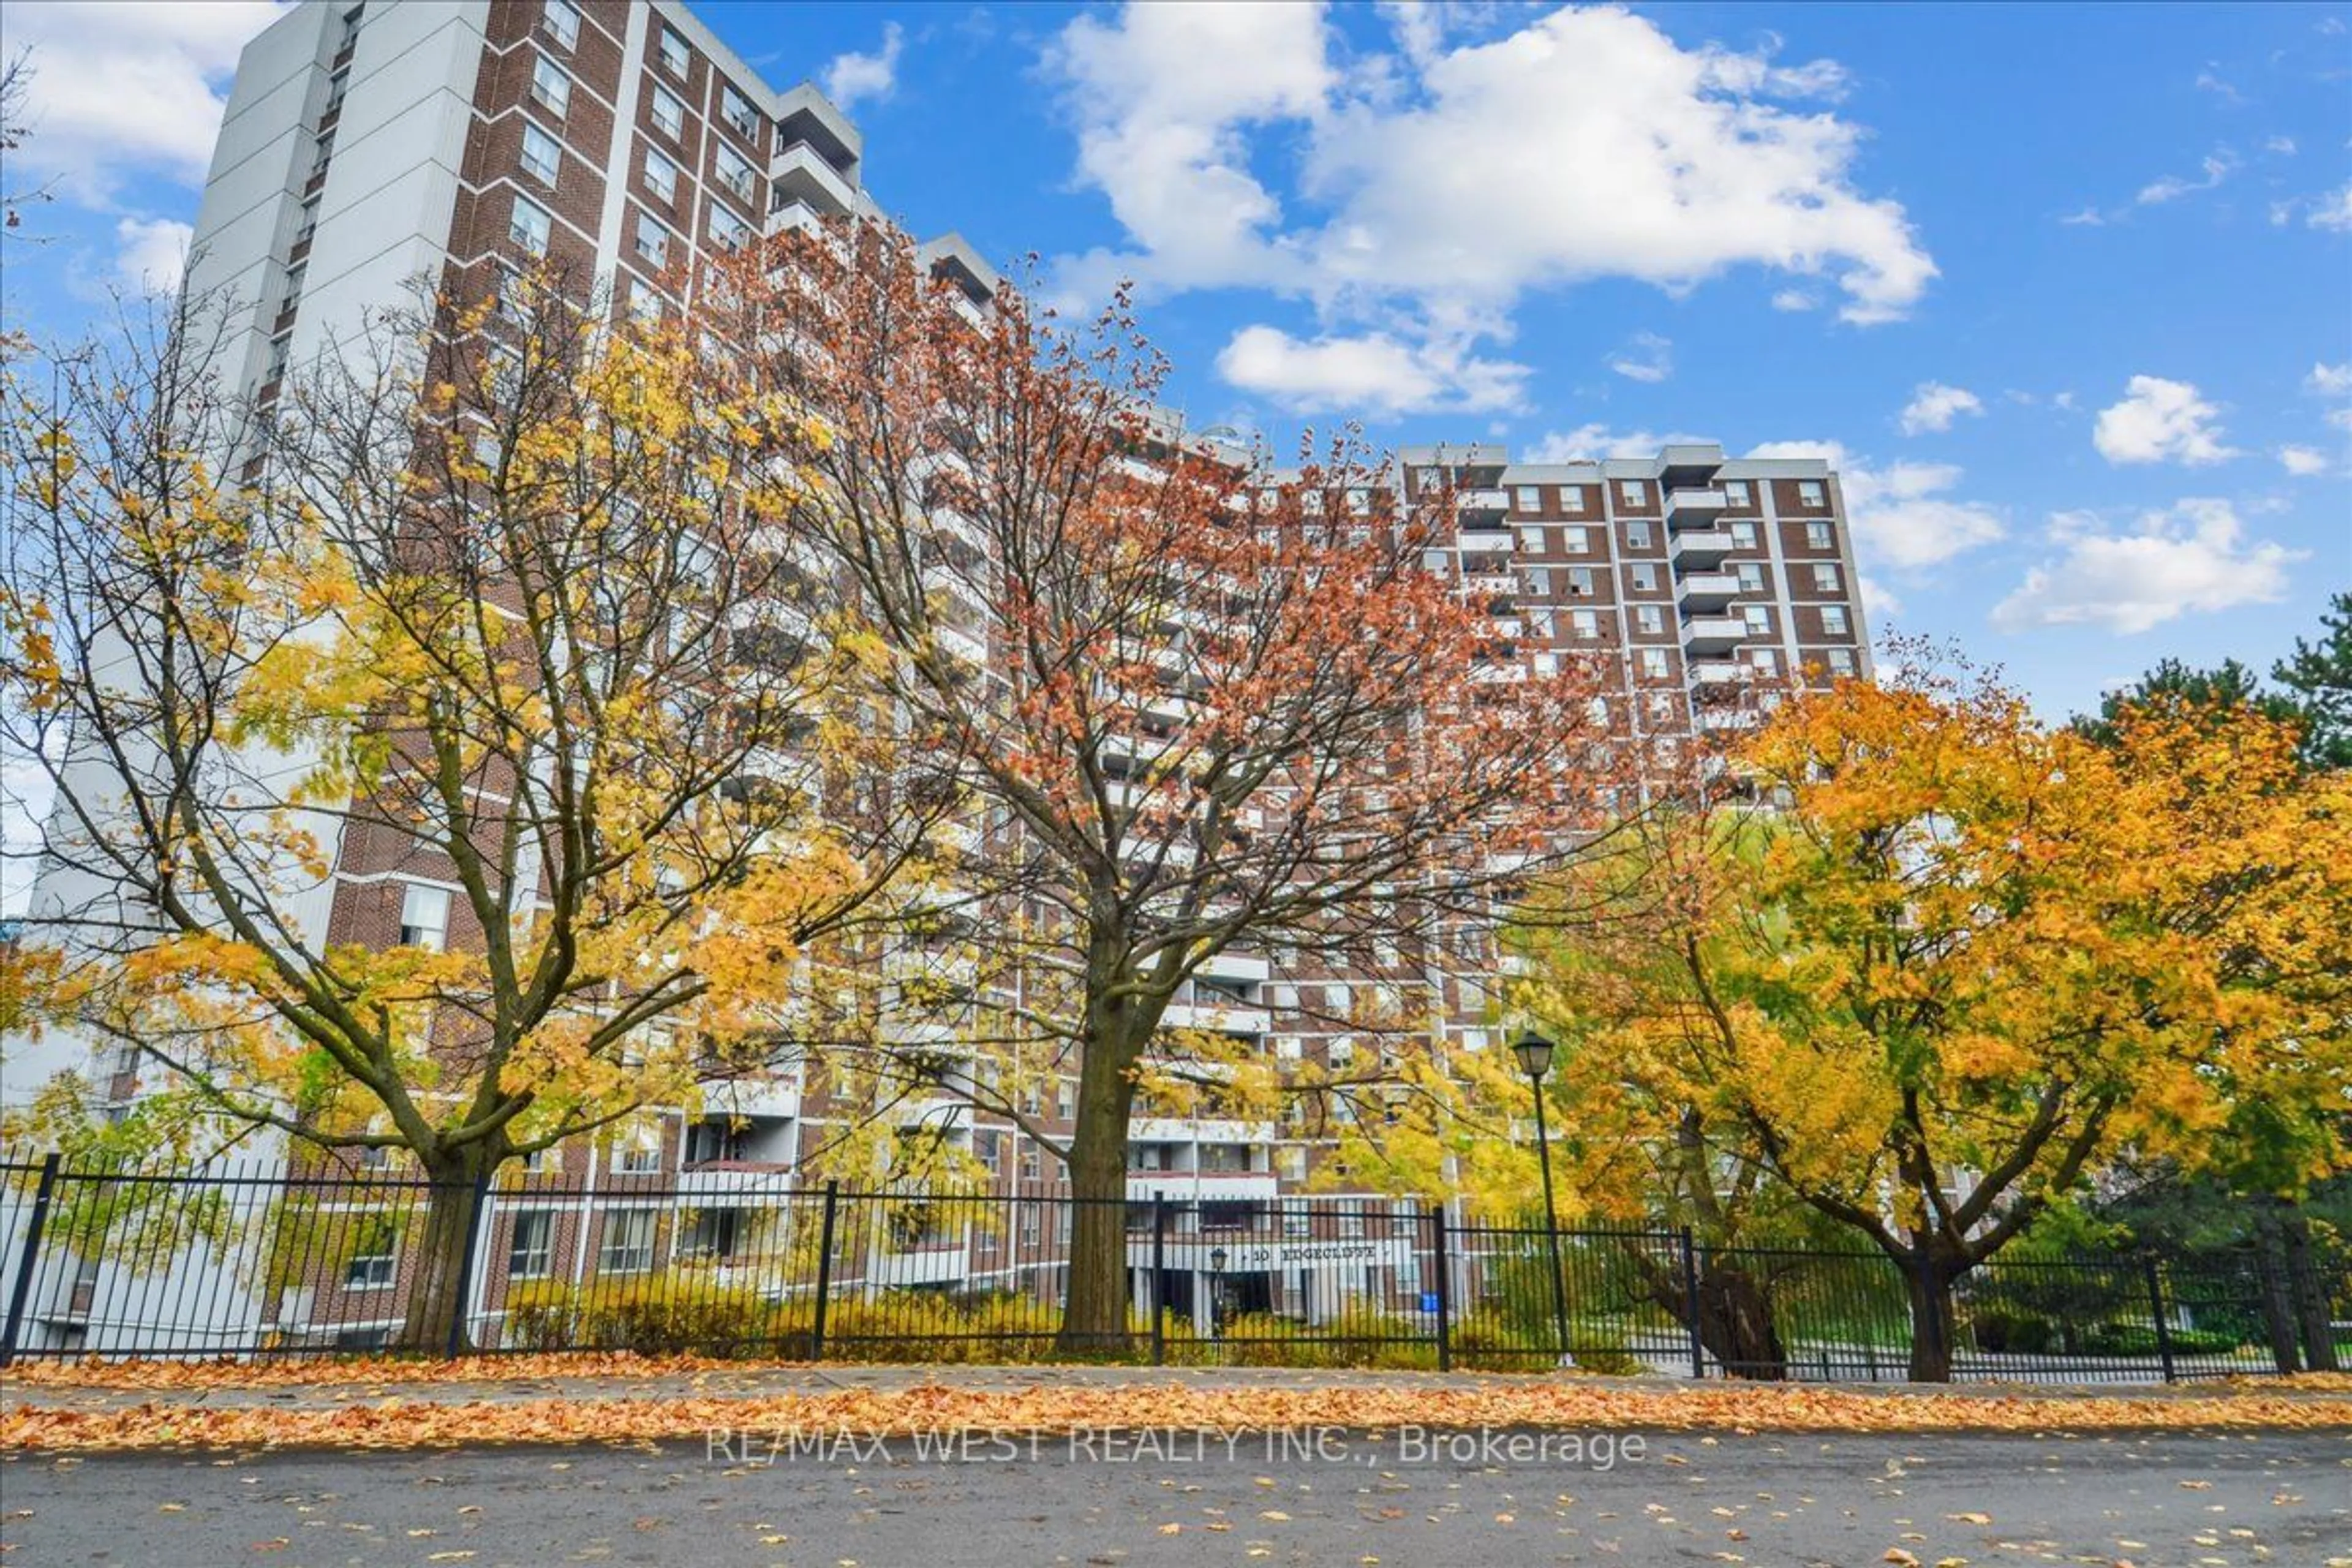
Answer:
[{"left": 4, "top": 0, "right": 1867, "bottom": 1348}]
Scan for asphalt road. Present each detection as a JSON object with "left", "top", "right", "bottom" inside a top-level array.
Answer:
[{"left": 4, "top": 1427, "right": 2347, "bottom": 1566}]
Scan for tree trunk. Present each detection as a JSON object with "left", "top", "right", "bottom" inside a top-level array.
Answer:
[
  {"left": 2252, "top": 1205, "right": 2305, "bottom": 1374},
  {"left": 1055, "top": 981, "right": 1145, "bottom": 1356},
  {"left": 398, "top": 1165, "right": 486, "bottom": 1355},
  {"left": 1902, "top": 1249, "right": 1956, "bottom": 1382},
  {"left": 1694, "top": 1262, "right": 1787, "bottom": 1381},
  {"left": 2277, "top": 1208, "right": 2337, "bottom": 1373}
]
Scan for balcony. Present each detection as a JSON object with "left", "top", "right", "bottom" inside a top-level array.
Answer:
[
  {"left": 1160, "top": 1001, "right": 1272, "bottom": 1038},
  {"left": 1456, "top": 488, "right": 1510, "bottom": 519},
  {"left": 771, "top": 139, "right": 856, "bottom": 218},
  {"left": 1698, "top": 707, "right": 1763, "bottom": 732},
  {"left": 1687, "top": 660, "right": 1753, "bottom": 687},
  {"left": 1197, "top": 951, "right": 1270, "bottom": 984},
  {"left": 1132, "top": 1117, "right": 1278, "bottom": 1145},
  {"left": 1460, "top": 571, "right": 1517, "bottom": 596},
  {"left": 1668, "top": 528, "right": 1737, "bottom": 565},
  {"left": 1665, "top": 487, "right": 1727, "bottom": 526},
  {"left": 1681, "top": 616, "right": 1745, "bottom": 654},
  {"left": 1675, "top": 571, "right": 1740, "bottom": 609},
  {"left": 932, "top": 624, "right": 986, "bottom": 667}
]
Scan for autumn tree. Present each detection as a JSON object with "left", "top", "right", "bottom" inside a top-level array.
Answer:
[
  {"left": 0, "top": 270, "right": 933, "bottom": 1346},
  {"left": 1523, "top": 652, "right": 2350, "bottom": 1380},
  {"left": 699, "top": 232, "right": 1626, "bottom": 1349}
]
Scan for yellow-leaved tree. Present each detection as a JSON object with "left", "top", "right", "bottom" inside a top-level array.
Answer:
[
  {"left": 1514, "top": 651, "right": 2351, "bottom": 1380},
  {"left": 0, "top": 270, "right": 936, "bottom": 1347}
]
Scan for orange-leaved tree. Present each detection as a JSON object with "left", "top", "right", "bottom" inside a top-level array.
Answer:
[
  {"left": 0, "top": 270, "right": 933, "bottom": 1346},
  {"left": 1518, "top": 650, "right": 2350, "bottom": 1379},
  {"left": 698, "top": 230, "right": 1630, "bottom": 1349}
]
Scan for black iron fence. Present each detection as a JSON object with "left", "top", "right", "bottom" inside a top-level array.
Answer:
[{"left": 2, "top": 1151, "right": 2343, "bottom": 1382}]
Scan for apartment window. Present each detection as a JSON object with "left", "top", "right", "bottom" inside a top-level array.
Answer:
[
  {"left": 279, "top": 261, "right": 306, "bottom": 311},
  {"left": 710, "top": 204, "right": 751, "bottom": 252},
  {"left": 398, "top": 882, "right": 450, "bottom": 950},
  {"left": 687, "top": 1208, "right": 740, "bottom": 1259},
  {"left": 1619, "top": 479, "right": 1647, "bottom": 507},
  {"left": 1798, "top": 480, "right": 1827, "bottom": 508},
  {"left": 1636, "top": 604, "right": 1664, "bottom": 636},
  {"left": 1626, "top": 520, "right": 1653, "bottom": 550},
  {"left": 345, "top": 1217, "right": 396, "bottom": 1288},
  {"left": 509, "top": 195, "right": 551, "bottom": 256},
  {"left": 614, "top": 1124, "right": 663, "bottom": 1173},
  {"left": 1563, "top": 525, "right": 1590, "bottom": 553},
  {"left": 641, "top": 146, "right": 677, "bottom": 203},
  {"left": 1528, "top": 606, "right": 1556, "bottom": 639},
  {"left": 1570, "top": 608, "right": 1598, "bottom": 638},
  {"left": 1722, "top": 480, "right": 1751, "bottom": 505},
  {"left": 294, "top": 194, "right": 320, "bottom": 245},
  {"left": 658, "top": 25, "right": 690, "bottom": 76},
  {"left": 1736, "top": 562, "right": 1766, "bottom": 594},
  {"left": 598, "top": 1210, "right": 656, "bottom": 1273},
  {"left": 265, "top": 336, "right": 290, "bottom": 384},
  {"left": 1742, "top": 605, "right": 1773, "bottom": 635},
  {"left": 519, "top": 122, "right": 561, "bottom": 184},
  {"left": 1821, "top": 605, "right": 1850, "bottom": 636},
  {"left": 1827, "top": 647, "right": 1858, "bottom": 677},
  {"left": 530, "top": 55, "right": 571, "bottom": 116},
  {"left": 541, "top": 0, "right": 579, "bottom": 48},
  {"left": 1812, "top": 562, "right": 1842, "bottom": 594},
  {"left": 1517, "top": 525, "right": 1546, "bottom": 552},
  {"left": 650, "top": 83, "right": 684, "bottom": 138},
  {"left": 1807, "top": 520, "right": 1835, "bottom": 551},
  {"left": 1640, "top": 647, "right": 1670, "bottom": 680},
  {"left": 717, "top": 143, "right": 755, "bottom": 202},
  {"left": 324, "top": 67, "right": 349, "bottom": 115},
  {"left": 721, "top": 85, "right": 758, "bottom": 140},
  {"left": 1513, "top": 485, "right": 1542, "bottom": 513},
  {"left": 310, "top": 129, "right": 335, "bottom": 175},
  {"left": 622, "top": 279, "right": 660, "bottom": 329},
  {"left": 1561, "top": 486, "right": 1586, "bottom": 513},
  {"left": 1630, "top": 562, "right": 1657, "bottom": 593},
  {"left": 1730, "top": 520, "right": 1758, "bottom": 549},
  {"left": 1750, "top": 647, "right": 1780, "bottom": 675},
  {"left": 508, "top": 1213, "right": 553, "bottom": 1279},
  {"left": 635, "top": 211, "right": 670, "bottom": 266},
  {"left": 1568, "top": 566, "right": 1594, "bottom": 597}
]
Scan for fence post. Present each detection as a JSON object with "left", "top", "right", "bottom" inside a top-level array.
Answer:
[
  {"left": 1679, "top": 1227, "right": 1706, "bottom": 1379},
  {"left": 810, "top": 1180, "right": 839, "bottom": 1363},
  {"left": 2141, "top": 1253, "right": 2176, "bottom": 1384},
  {"left": 1, "top": 1152, "right": 62, "bottom": 1368},
  {"left": 1428, "top": 1201, "right": 1452, "bottom": 1374},
  {"left": 1150, "top": 1194, "right": 1168, "bottom": 1366},
  {"left": 445, "top": 1171, "right": 495, "bottom": 1360}
]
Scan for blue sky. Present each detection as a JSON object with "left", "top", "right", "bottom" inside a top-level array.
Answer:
[{"left": 3, "top": 0, "right": 2347, "bottom": 722}]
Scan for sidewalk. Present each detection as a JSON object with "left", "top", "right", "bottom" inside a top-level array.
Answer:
[{"left": 6, "top": 1357, "right": 2350, "bottom": 1452}]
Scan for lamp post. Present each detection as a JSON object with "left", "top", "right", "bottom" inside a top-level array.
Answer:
[
  {"left": 1512, "top": 1030, "right": 1572, "bottom": 1368},
  {"left": 1207, "top": 1244, "right": 1229, "bottom": 1340}
]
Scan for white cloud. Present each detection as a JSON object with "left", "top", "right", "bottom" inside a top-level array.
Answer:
[
  {"left": 2092, "top": 375, "right": 2240, "bottom": 466},
  {"left": 2310, "top": 182, "right": 2352, "bottom": 232},
  {"left": 2278, "top": 445, "right": 2332, "bottom": 477},
  {"left": 113, "top": 215, "right": 190, "bottom": 291},
  {"left": 1605, "top": 331, "right": 1672, "bottom": 383},
  {"left": 1769, "top": 288, "right": 1818, "bottom": 311},
  {"left": 2333, "top": 408, "right": 2352, "bottom": 434},
  {"left": 2059, "top": 206, "right": 2107, "bottom": 227},
  {"left": 2266, "top": 135, "right": 2298, "bottom": 156},
  {"left": 1749, "top": 439, "right": 2005, "bottom": 572},
  {"left": 1, "top": 1, "right": 283, "bottom": 200},
  {"left": 2193, "top": 67, "right": 2242, "bottom": 104},
  {"left": 1856, "top": 575, "right": 1904, "bottom": 622},
  {"left": 1524, "top": 423, "right": 1712, "bottom": 462},
  {"left": 1215, "top": 323, "right": 1527, "bottom": 416},
  {"left": 2308, "top": 362, "right": 2352, "bottom": 396},
  {"left": 2136, "top": 151, "right": 2236, "bottom": 206},
  {"left": 1897, "top": 381, "right": 1983, "bottom": 436},
  {"left": 1991, "top": 499, "right": 2301, "bottom": 634},
  {"left": 1046, "top": 3, "right": 1935, "bottom": 404},
  {"left": 821, "top": 21, "right": 905, "bottom": 110}
]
